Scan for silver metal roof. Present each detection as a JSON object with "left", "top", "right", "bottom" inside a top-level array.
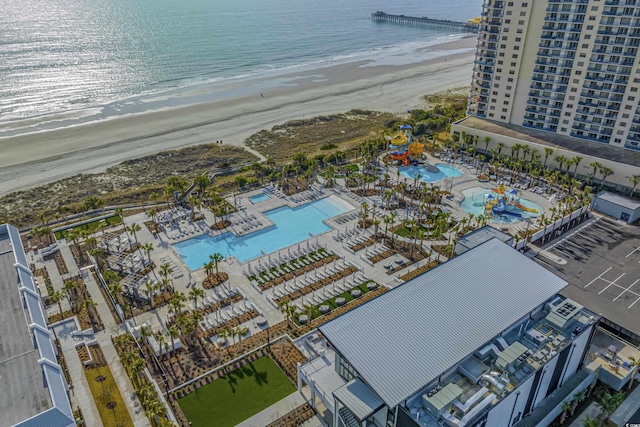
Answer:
[
  {"left": 320, "top": 238, "right": 568, "bottom": 408},
  {"left": 0, "top": 225, "right": 74, "bottom": 427},
  {"left": 333, "top": 379, "right": 384, "bottom": 421},
  {"left": 596, "top": 191, "right": 640, "bottom": 210}
]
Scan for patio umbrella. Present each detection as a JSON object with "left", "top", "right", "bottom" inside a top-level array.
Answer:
[{"left": 510, "top": 189, "right": 518, "bottom": 194}]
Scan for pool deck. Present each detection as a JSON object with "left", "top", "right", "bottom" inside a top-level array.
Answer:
[{"left": 26, "top": 154, "right": 560, "bottom": 426}]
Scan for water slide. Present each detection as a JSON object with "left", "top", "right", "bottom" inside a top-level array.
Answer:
[
  {"left": 492, "top": 203, "right": 522, "bottom": 217},
  {"left": 390, "top": 149, "right": 410, "bottom": 165},
  {"left": 515, "top": 203, "right": 537, "bottom": 213}
]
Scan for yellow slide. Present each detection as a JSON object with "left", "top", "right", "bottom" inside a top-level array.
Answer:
[{"left": 516, "top": 203, "right": 537, "bottom": 213}]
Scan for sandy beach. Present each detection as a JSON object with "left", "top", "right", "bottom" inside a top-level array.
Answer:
[{"left": 0, "top": 37, "right": 477, "bottom": 196}]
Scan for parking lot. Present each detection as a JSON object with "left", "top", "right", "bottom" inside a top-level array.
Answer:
[{"left": 534, "top": 217, "right": 640, "bottom": 337}]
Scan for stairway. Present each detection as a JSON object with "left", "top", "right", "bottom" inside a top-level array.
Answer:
[{"left": 338, "top": 406, "right": 360, "bottom": 427}]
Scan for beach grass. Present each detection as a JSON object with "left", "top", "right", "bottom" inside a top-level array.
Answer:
[
  {"left": 178, "top": 355, "right": 295, "bottom": 427},
  {"left": 54, "top": 215, "right": 122, "bottom": 239},
  {"left": 245, "top": 110, "right": 395, "bottom": 163}
]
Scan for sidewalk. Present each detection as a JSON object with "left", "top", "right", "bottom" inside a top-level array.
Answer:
[{"left": 236, "top": 391, "right": 321, "bottom": 427}]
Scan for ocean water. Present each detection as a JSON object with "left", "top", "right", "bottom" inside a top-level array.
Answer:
[{"left": 0, "top": 0, "right": 482, "bottom": 127}]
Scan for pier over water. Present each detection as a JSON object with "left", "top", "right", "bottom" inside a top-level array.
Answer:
[{"left": 371, "top": 11, "right": 479, "bottom": 33}]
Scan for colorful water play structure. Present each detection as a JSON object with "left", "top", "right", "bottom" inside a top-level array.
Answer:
[
  {"left": 387, "top": 125, "right": 424, "bottom": 166},
  {"left": 480, "top": 185, "right": 538, "bottom": 218}
]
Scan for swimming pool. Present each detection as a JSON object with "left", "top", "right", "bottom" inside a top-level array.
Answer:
[
  {"left": 459, "top": 187, "right": 543, "bottom": 224},
  {"left": 249, "top": 193, "right": 271, "bottom": 203},
  {"left": 174, "top": 196, "right": 353, "bottom": 269},
  {"left": 399, "top": 163, "right": 464, "bottom": 183}
]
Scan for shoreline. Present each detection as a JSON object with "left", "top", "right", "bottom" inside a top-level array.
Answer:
[{"left": 0, "top": 36, "right": 477, "bottom": 196}]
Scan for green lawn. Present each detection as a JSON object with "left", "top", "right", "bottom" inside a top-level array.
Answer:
[
  {"left": 178, "top": 355, "right": 295, "bottom": 427},
  {"left": 54, "top": 215, "right": 122, "bottom": 239}
]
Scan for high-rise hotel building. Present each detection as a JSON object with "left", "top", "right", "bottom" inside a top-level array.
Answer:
[{"left": 468, "top": 0, "right": 640, "bottom": 151}]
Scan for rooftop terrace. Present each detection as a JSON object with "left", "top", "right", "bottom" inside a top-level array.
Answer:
[{"left": 405, "top": 296, "right": 598, "bottom": 426}]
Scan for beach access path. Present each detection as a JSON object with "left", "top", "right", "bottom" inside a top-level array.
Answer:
[{"left": 0, "top": 37, "right": 476, "bottom": 197}]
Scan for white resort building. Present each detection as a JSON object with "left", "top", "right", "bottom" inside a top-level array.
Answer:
[
  {"left": 0, "top": 224, "right": 74, "bottom": 427},
  {"left": 298, "top": 238, "right": 601, "bottom": 427}
]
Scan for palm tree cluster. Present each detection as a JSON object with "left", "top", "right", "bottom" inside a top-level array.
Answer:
[{"left": 114, "top": 334, "right": 175, "bottom": 427}]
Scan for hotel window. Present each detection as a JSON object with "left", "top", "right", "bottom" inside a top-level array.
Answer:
[
  {"left": 561, "top": 127, "right": 567, "bottom": 132},
  {"left": 519, "top": 20, "right": 525, "bottom": 24},
  {"left": 501, "top": 115, "right": 507, "bottom": 119}
]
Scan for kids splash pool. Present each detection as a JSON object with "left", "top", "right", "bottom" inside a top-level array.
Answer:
[
  {"left": 173, "top": 196, "right": 352, "bottom": 268},
  {"left": 459, "top": 186, "right": 542, "bottom": 224},
  {"left": 399, "top": 163, "right": 463, "bottom": 183}
]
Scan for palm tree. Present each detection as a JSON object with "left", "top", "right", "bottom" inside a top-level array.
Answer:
[
  {"left": 628, "top": 356, "right": 640, "bottom": 390},
  {"left": 599, "top": 392, "right": 622, "bottom": 423},
  {"left": 589, "top": 161, "right": 602, "bottom": 185},
  {"left": 126, "top": 222, "right": 142, "bottom": 243},
  {"left": 581, "top": 415, "right": 599, "bottom": 427},
  {"left": 543, "top": 147, "right": 554, "bottom": 168},
  {"left": 555, "top": 155, "right": 568, "bottom": 172},
  {"left": 482, "top": 136, "right": 491, "bottom": 154},
  {"left": 50, "top": 290, "right": 65, "bottom": 318},
  {"left": 143, "top": 280, "right": 158, "bottom": 308},
  {"left": 278, "top": 299, "right": 298, "bottom": 328},
  {"left": 236, "top": 326, "right": 249, "bottom": 353},
  {"left": 629, "top": 175, "right": 640, "bottom": 197},
  {"left": 599, "top": 166, "right": 614, "bottom": 189},
  {"left": 209, "top": 253, "right": 224, "bottom": 278},
  {"left": 572, "top": 156, "right": 583, "bottom": 176},
  {"left": 141, "top": 243, "right": 154, "bottom": 264},
  {"left": 159, "top": 263, "right": 173, "bottom": 292},
  {"left": 559, "top": 400, "right": 572, "bottom": 424},
  {"left": 188, "top": 286, "right": 204, "bottom": 311},
  {"left": 168, "top": 325, "right": 179, "bottom": 355},
  {"left": 571, "top": 390, "right": 585, "bottom": 416}
]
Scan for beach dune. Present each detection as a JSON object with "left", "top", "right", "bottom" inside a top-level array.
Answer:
[{"left": 0, "top": 37, "right": 476, "bottom": 196}]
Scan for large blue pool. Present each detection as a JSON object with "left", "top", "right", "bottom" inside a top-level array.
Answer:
[
  {"left": 399, "top": 163, "right": 463, "bottom": 183},
  {"left": 173, "top": 196, "right": 352, "bottom": 269}
]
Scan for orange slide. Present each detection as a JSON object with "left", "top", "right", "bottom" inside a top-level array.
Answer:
[{"left": 516, "top": 203, "right": 537, "bottom": 213}]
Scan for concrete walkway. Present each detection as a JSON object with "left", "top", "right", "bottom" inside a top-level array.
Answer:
[
  {"left": 236, "top": 391, "right": 321, "bottom": 427},
  {"left": 569, "top": 402, "right": 601, "bottom": 427},
  {"left": 611, "top": 383, "right": 640, "bottom": 426}
]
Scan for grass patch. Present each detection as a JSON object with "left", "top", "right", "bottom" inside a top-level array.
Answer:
[
  {"left": 85, "top": 367, "right": 133, "bottom": 427},
  {"left": 54, "top": 215, "right": 122, "bottom": 239},
  {"left": 178, "top": 355, "right": 295, "bottom": 427}
]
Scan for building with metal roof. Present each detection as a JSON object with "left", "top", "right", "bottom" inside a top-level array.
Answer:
[
  {"left": 591, "top": 191, "right": 640, "bottom": 224},
  {"left": 0, "top": 224, "right": 74, "bottom": 427},
  {"left": 299, "top": 238, "right": 601, "bottom": 427}
]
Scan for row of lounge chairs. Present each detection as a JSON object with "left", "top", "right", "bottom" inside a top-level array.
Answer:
[
  {"left": 334, "top": 211, "right": 360, "bottom": 225},
  {"left": 199, "top": 301, "right": 257, "bottom": 331},
  {"left": 293, "top": 274, "right": 367, "bottom": 308},
  {"left": 249, "top": 247, "right": 328, "bottom": 284},
  {"left": 333, "top": 228, "right": 360, "bottom": 242}
]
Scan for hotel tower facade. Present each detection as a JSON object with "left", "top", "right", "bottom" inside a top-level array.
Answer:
[{"left": 468, "top": 0, "right": 640, "bottom": 151}]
